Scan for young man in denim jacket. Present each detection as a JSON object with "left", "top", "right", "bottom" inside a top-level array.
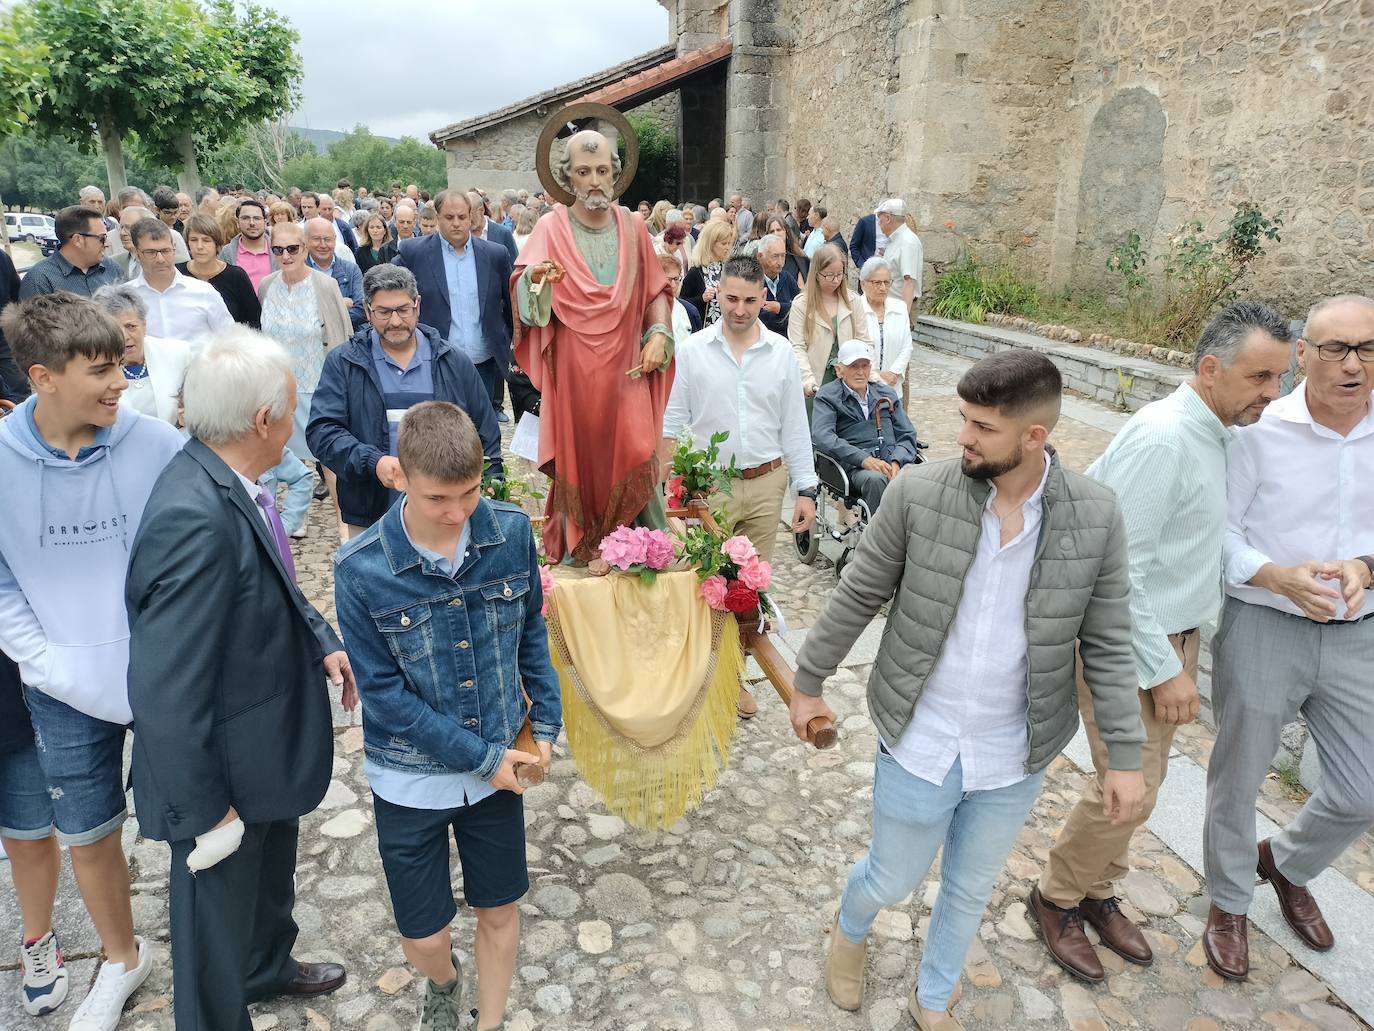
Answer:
[{"left": 334, "top": 400, "right": 561, "bottom": 1031}]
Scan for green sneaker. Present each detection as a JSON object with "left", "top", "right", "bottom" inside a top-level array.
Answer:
[{"left": 418, "top": 954, "right": 463, "bottom": 1031}]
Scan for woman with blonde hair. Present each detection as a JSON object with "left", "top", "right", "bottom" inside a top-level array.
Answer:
[
  {"left": 215, "top": 197, "right": 241, "bottom": 246},
  {"left": 680, "top": 219, "right": 735, "bottom": 326},
  {"left": 268, "top": 200, "right": 296, "bottom": 226},
  {"left": 787, "top": 242, "right": 870, "bottom": 398},
  {"left": 646, "top": 199, "right": 672, "bottom": 236}
]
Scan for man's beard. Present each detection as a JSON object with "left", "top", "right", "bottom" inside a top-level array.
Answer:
[
  {"left": 961, "top": 443, "right": 1023, "bottom": 481},
  {"left": 576, "top": 188, "right": 612, "bottom": 212}
]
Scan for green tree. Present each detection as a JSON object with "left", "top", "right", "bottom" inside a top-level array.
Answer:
[
  {"left": 0, "top": 3, "right": 50, "bottom": 243},
  {"left": 619, "top": 112, "right": 678, "bottom": 208},
  {"left": 280, "top": 127, "right": 446, "bottom": 195}
]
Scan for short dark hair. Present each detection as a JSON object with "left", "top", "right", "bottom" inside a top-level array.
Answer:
[
  {"left": 956, "top": 350, "right": 1063, "bottom": 422},
  {"left": 1195, "top": 300, "right": 1291, "bottom": 372},
  {"left": 54, "top": 205, "right": 101, "bottom": 246},
  {"left": 214, "top": 183, "right": 232, "bottom": 195},
  {"left": 152, "top": 186, "right": 179, "bottom": 212},
  {"left": 0, "top": 293, "right": 124, "bottom": 376},
  {"left": 720, "top": 254, "right": 765, "bottom": 286},
  {"left": 397, "top": 401, "right": 484, "bottom": 483},
  {"left": 299, "top": 191, "right": 318, "bottom": 205},
  {"left": 185, "top": 212, "right": 225, "bottom": 248},
  {"left": 129, "top": 216, "right": 171, "bottom": 249},
  {"left": 237, "top": 198, "right": 267, "bottom": 219},
  {"left": 433, "top": 189, "right": 470, "bottom": 216}
]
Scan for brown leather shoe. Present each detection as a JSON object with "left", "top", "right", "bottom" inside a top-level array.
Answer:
[
  {"left": 1080, "top": 895, "right": 1153, "bottom": 966},
  {"left": 1257, "top": 838, "right": 1334, "bottom": 951},
  {"left": 1202, "top": 904, "right": 1249, "bottom": 981},
  {"left": 279, "top": 961, "right": 346, "bottom": 996},
  {"left": 736, "top": 685, "right": 758, "bottom": 719},
  {"left": 1027, "top": 887, "right": 1104, "bottom": 982}
]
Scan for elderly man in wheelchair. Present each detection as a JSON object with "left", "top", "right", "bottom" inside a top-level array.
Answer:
[{"left": 796, "top": 339, "right": 923, "bottom": 571}]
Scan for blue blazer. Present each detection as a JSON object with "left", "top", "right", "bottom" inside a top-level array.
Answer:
[
  {"left": 849, "top": 213, "right": 877, "bottom": 269},
  {"left": 392, "top": 233, "right": 515, "bottom": 370},
  {"left": 481, "top": 220, "right": 519, "bottom": 265},
  {"left": 761, "top": 270, "right": 799, "bottom": 336}
]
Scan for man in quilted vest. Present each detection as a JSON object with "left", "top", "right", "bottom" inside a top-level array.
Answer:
[{"left": 791, "top": 350, "right": 1146, "bottom": 1031}]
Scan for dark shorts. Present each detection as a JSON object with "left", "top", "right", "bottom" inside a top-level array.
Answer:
[
  {"left": 373, "top": 789, "right": 528, "bottom": 940},
  {"left": 23, "top": 686, "right": 127, "bottom": 845}
]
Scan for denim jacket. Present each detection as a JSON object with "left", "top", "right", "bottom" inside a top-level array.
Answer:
[{"left": 333, "top": 496, "right": 562, "bottom": 780}]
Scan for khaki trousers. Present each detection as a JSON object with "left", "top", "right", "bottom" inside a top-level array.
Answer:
[
  {"left": 1038, "top": 629, "right": 1200, "bottom": 908},
  {"left": 714, "top": 463, "right": 789, "bottom": 566},
  {"left": 343, "top": 523, "right": 370, "bottom": 541}
]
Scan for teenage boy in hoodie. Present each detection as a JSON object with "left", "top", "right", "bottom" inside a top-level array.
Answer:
[
  {"left": 333, "top": 401, "right": 561, "bottom": 1031},
  {"left": 0, "top": 293, "right": 184, "bottom": 1031}
]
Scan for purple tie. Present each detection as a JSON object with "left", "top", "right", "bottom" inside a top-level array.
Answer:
[{"left": 253, "top": 486, "right": 297, "bottom": 582}]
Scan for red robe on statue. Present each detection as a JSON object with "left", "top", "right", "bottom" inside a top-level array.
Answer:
[{"left": 513, "top": 205, "right": 674, "bottom": 563}]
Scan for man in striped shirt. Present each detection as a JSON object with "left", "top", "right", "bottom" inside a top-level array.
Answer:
[{"left": 1029, "top": 301, "right": 1293, "bottom": 983}]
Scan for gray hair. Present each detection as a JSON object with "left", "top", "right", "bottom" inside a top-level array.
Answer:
[
  {"left": 183, "top": 327, "right": 295, "bottom": 445},
  {"left": 362, "top": 264, "right": 419, "bottom": 305},
  {"left": 859, "top": 256, "right": 895, "bottom": 282},
  {"left": 116, "top": 186, "right": 147, "bottom": 208},
  {"left": 502, "top": 189, "right": 518, "bottom": 205},
  {"left": 120, "top": 205, "right": 152, "bottom": 226},
  {"left": 1303, "top": 294, "right": 1374, "bottom": 340},
  {"left": 691, "top": 204, "right": 708, "bottom": 224},
  {"left": 664, "top": 208, "right": 684, "bottom": 225},
  {"left": 757, "top": 233, "right": 784, "bottom": 255},
  {"left": 1194, "top": 300, "right": 1292, "bottom": 372},
  {"left": 79, "top": 185, "right": 105, "bottom": 202},
  {"left": 554, "top": 133, "right": 623, "bottom": 190},
  {"left": 91, "top": 283, "right": 148, "bottom": 322}
]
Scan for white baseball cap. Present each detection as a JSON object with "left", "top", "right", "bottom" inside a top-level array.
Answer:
[
  {"left": 833, "top": 340, "right": 874, "bottom": 367},
  {"left": 875, "top": 198, "right": 906, "bottom": 217}
]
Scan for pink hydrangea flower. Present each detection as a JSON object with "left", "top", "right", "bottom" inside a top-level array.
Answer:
[
  {"left": 737, "top": 557, "right": 772, "bottom": 591},
  {"left": 642, "top": 529, "right": 676, "bottom": 569},
  {"left": 539, "top": 565, "right": 555, "bottom": 615},
  {"left": 599, "top": 526, "right": 645, "bottom": 570},
  {"left": 700, "top": 574, "right": 728, "bottom": 610},
  {"left": 722, "top": 535, "right": 758, "bottom": 566}
]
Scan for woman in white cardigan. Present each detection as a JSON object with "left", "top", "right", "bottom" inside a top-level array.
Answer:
[
  {"left": 93, "top": 284, "right": 193, "bottom": 425},
  {"left": 787, "top": 243, "right": 870, "bottom": 397},
  {"left": 857, "top": 256, "right": 913, "bottom": 388}
]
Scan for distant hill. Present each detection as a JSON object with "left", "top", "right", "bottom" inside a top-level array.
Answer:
[{"left": 287, "top": 126, "right": 401, "bottom": 151}]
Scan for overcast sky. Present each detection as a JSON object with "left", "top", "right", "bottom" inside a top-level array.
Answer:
[{"left": 277, "top": 0, "right": 669, "bottom": 140}]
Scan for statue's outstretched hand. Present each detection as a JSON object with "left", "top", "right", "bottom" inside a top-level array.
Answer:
[{"left": 529, "top": 261, "right": 566, "bottom": 294}]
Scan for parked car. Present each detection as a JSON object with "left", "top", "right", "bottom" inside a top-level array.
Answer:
[{"left": 4, "top": 211, "right": 57, "bottom": 247}]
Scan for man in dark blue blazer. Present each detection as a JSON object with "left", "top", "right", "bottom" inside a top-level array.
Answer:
[
  {"left": 849, "top": 211, "right": 878, "bottom": 269},
  {"left": 469, "top": 190, "right": 519, "bottom": 265},
  {"left": 758, "top": 234, "right": 800, "bottom": 336},
  {"left": 127, "top": 329, "right": 357, "bottom": 1029},
  {"left": 392, "top": 189, "right": 514, "bottom": 421}
]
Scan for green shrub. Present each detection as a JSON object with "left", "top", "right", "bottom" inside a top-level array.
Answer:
[{"left": 929, "top": 256, "right": 1039, "bottom": 324}]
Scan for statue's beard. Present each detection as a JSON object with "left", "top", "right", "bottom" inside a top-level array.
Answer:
[{"left": 576, "top": 188, "right": 612, "bottom": 211}]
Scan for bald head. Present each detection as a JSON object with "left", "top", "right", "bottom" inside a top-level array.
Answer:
[
  {"left": 304, "top": 217, "right": 336, "bottom": 263},
  {"left": 1304, "top": 294, "right": 1374, "bottom": 342}
]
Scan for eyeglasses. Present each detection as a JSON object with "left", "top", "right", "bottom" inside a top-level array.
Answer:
[
  {"left": 369, "top": 303, "right": 416, "bottom": 320},
  {"left": 865, "top": 278, "right": 892, "bottom": 288},
  {"left": 270, "top": 244, "right": 303, "bottom": 256},
  {"left": 1313, "top": 341, "right": 1374, "bottom": 362},
  {"left": 73, "top": 232, "right": 106, "bottom": 242},
  {"left": 818, "top": 271, "right": 844, "bottom": 282},
  {"left": 139, "top": 247, "right": 175, "bottom": 260}
]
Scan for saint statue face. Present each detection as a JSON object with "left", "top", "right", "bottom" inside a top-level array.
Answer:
[{"left": 564, "top": 132, "right": 617, "bottom": 212}]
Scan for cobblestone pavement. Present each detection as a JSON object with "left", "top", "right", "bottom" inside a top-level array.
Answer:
[{"left": 4, "top": 347, "right": 1371, "bottom": 1031}]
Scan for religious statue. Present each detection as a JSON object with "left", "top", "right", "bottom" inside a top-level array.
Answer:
[{"left": 513, "top": 108, "right": 674, "bottom": 563}]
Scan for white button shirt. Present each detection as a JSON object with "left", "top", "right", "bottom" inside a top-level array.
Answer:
[
  {"left": 882, "top": 223, "right": 924, "bottom": 298},
  {"left": 888, "top": 454, "right": 1051, "bottom": 790},
  {"left": 663, "top": 320, "right": 819, "bottom": 490},
  {"left": 127, "top": 270, "right": 232, "bottom": 350},
  {"left": 1224, "top": 381, "right": 1374, "bottom": 618}
]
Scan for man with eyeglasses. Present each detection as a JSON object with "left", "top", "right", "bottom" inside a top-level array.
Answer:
[
  {"left": 304, "top": 217, "right": 365, "bottom": 331},
  {"left": 18, "top": 206, "right": 123, "bottom": 300},
  {"left": 221, "top": 198, "right": 277, "bottom": 292},
  {"left": 125, "top": 218, "right": 231, "bottom": 350},
  {"left": 306, "top": 263, "right": 502, "bottom": 540},
  {"left": 1201, "top": 293, "right": 1374, "bottom": 982}
]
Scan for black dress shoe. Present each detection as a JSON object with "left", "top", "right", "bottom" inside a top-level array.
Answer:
[{"left": 280, "top": 961, "right": 346, "bottom": 996}]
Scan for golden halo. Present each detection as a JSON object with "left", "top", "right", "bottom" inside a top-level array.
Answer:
[{"left": 536, "top": 102, "right": 640, "bottom": 208}]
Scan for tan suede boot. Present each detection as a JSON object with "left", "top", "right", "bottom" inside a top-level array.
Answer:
[
  {"left": 824, "top": 915, "right": 867, "bottom": 1011},
  {"left": 909, "top": 982, "right": 965, "bottom": 1031}
]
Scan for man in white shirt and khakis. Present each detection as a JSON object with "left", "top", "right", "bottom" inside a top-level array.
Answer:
[
  {"left": 875, "top": 198, "right": 923, "bottom": 318},
  {"left": 663, "top": 253, "right": 818, "bottom": 718},
  {"left": 126, "top": 218, "right": 232, "bottom": 352},
  {"left": 1203, "top": 293, "right": 1374, "bottom": 981}
]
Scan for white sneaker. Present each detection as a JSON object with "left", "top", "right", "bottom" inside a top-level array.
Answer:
[
  {"left": 21, "top": 929, "right": 69, "bottom": 1015},
  {"left": 289, "top": 524, "right": 308, "bottom": 539},
  {"left": 68, "top": 937, "right": 150, "bottom": 1031}
]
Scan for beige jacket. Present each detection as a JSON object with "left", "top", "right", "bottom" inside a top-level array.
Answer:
[
  {"left": 786, "top": 292, "right": 870, "bottom": 392},
  {"left": 256, "top": 269, "right": 352, "bottom": 351}
]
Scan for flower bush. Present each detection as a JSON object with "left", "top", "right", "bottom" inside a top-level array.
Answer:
[
  {"left": 679, "top": 525, "right": 773, "bottom": 615},
  {"left": 598, "top": 526, "right": 677, "bottom": 584}
]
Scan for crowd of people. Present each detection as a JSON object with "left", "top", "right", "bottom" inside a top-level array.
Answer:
[{"left": 0, "top": 144, "right": 1371, "bottom": 1031}]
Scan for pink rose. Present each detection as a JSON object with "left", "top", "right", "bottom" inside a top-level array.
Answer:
[
  {"left": 539, "top": 565, "right": 555, "bottom": 615},
  {"left": 721, "top": 535, "right": 758, "bottom": 566},
  {"left": 643, "top": 529, "right": 675, "bottom": 569},
  {"left": 737, "top": 557, "right": 772, "bottom": 591},
  {"left": 700, "top": 574, "right": 728, "bottom": 610}
]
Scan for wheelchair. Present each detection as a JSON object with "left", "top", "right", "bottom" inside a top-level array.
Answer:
[{"left": 794, "top": 404, "right": 927, "bottom": 577}]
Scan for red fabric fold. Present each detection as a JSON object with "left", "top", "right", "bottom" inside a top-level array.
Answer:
[{"left": 513, "top": 205, "right": 674, "bottom": 562}]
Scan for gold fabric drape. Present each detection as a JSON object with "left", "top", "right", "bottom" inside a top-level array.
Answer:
[{"left": 545, "top": 570, "right": 742, "bottom": 829}]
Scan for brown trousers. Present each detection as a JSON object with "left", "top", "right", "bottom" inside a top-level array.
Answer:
[
  {"left": 714, "top": 463, "right": 789, "bottom": 566},
  {"left": 1038, "top": 630, "right": 1201, "bottom": 908}
]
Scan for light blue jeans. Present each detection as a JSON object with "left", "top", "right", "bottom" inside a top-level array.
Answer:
[{"left": 838, "top": 750, "right": 1046, "bottom": 1010}]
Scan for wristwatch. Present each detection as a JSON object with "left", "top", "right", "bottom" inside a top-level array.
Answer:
[
  {"left": 797, "top": 487, "right": 818, "bottom": 500},
  {"left": 1357, "top": 555, "right": 1374, "bottom": 587}
]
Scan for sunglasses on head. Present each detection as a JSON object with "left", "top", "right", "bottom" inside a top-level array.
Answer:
[{"left": 270, "top": 243, "right": 303, "bottom": 256}]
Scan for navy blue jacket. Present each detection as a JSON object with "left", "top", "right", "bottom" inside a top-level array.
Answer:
[
  {"left": 479, "top": 220, "right": 519, "bottom": 265},
  {"left": 391, "top": 233, "right": 514, "bottom": 371},
  {"left": 849, "top": 213, "right": 877, "bottom": 268},
  {"left": 761, "top": 270, "right": 800, "bottom": 336},
  {"left": 811, "top": 378, "right": 920, "bottom": 470},
  {"left": 306, "top": 325, "right": 504, "bottom": 528}
]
